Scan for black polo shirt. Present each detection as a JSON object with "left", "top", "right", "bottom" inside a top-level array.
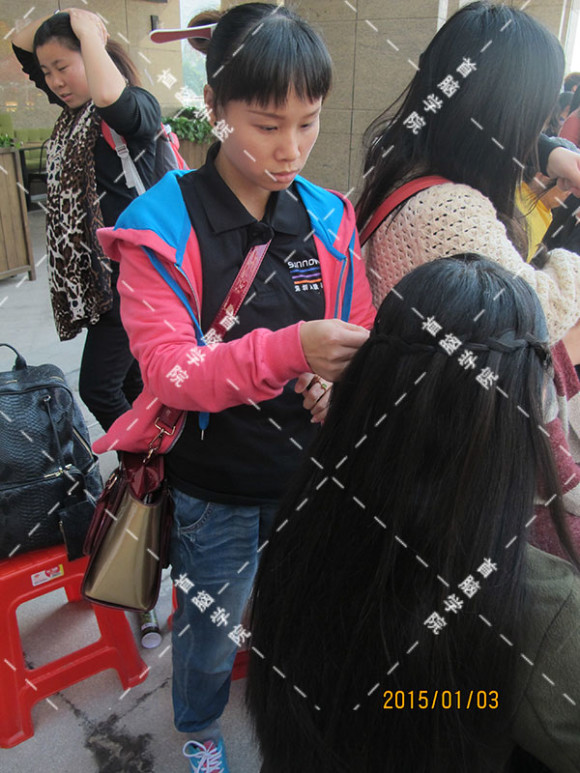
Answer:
[{"left": 165, "top": 144, "right": 325, "bottom": 504}]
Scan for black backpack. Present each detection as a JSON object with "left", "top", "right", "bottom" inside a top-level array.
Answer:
[
  {"left": 152, "top": 124, "right": 188, "bottom": 180},
  {"left": 0, "top": 344, "right": 102, "bottom": 560}
]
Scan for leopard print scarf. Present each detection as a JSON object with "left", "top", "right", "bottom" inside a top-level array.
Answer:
[{"left": 46, "top": 102, "right": 113, "bottom": 341}]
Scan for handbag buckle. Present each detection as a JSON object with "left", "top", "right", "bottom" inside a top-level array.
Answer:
[
  {"left": 154, "top": 418, "right": 176, "bottom": 436},
  {"left": 145, "top": 434, "right": 163, "bottom": 462},
  {"left": 145, "top": 421, "right": 174, "bottom": 462}
]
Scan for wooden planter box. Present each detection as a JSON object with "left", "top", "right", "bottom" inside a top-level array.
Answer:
[
  {"left": 177, "top": 140, "right": 212, "bottom": 170},
  {"left": 0, "top": 148, "right": 35, "bottom": 282}
]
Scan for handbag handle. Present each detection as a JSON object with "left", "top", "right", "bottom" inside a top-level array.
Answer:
[{"left": 0, "top": 343, "right": 27, "bottom": 370}]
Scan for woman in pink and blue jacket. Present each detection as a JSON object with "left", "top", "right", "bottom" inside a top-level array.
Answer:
[{"left": 95, "top": 4, "right": 374, "bottom": 771}]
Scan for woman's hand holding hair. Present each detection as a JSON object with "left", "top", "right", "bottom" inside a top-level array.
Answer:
[
  {"left": 68, "top": 7, "right": 126, "bottom": 107},
  {"left": 299, "top": 319, "right": 369, "bottom": 382},
  {"left": 67, "top": 8, "right": 108, "bottom": 47},
  {"left": 295, "top": 373, "right": 332, "bottom": 424},
  {"left": 546, "top": 146, "right": 580, "bottom": 197}
]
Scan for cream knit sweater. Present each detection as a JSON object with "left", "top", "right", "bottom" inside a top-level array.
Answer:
[{"left": 364, "top": 182, "right": 580, "bottom": 343}]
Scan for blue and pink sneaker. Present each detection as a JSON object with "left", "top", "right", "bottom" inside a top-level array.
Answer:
[{"left": 183, "top": 738, "right": 231, "bottom": 773}]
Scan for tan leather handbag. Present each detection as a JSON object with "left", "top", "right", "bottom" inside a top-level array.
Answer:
[{"left": 81, "top": 412, "right": 178, "bottom": 612}]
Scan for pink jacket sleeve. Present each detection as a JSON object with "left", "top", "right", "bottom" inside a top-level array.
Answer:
[{"left": 117, "top": 243, "right": 311, "bottom": 412}]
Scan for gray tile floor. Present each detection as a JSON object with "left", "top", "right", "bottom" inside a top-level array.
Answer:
[{"left": 0, "top": 211, "right": 261, "bottom": 773}]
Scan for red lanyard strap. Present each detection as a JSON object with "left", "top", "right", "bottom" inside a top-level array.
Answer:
[
  {"left": 207, "top": 240, "right": 272, "bottom": 341},
  {"left": 359, "top": 175, "right": 450, "bottom": 246}
]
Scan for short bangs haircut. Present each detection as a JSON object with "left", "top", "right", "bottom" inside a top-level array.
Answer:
[{"left": 206, "top": 3, "right": 332, "bottom": 107}]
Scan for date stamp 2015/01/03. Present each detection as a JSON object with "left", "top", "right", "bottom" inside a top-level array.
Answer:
[{"left": 382, "top": 690, "right": 498, "bottom": 710}]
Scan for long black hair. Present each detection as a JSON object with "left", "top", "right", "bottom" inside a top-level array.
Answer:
[
  {"left": 356, "top": 1, "right": 564, "bottom": 257},
  {"left": 188, "top": 3, "right": 332, "bottom": 107},
  {"left": 33, "top": 12, "right": 141, "bottom": 87},
  {"left": 247, "top": 254, "right": 577, "bottom": 772}
]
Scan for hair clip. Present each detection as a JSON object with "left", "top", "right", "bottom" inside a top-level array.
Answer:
[{"left": 149, "top": 23, "right": 216, "bottom": 45}]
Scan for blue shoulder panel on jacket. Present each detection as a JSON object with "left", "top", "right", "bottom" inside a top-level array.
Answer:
[
  {"left": 114, "top": 170, "right": 192, "bottom": 264},
  {"left": 295, "top": 176, "right": 348, "bottom": 260},
  {"left": 295, "top": 177, "right": 355, "bottom": 323}
]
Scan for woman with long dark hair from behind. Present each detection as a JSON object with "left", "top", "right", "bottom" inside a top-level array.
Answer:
[
  {"left": 357, "top": 0, "right": 580, "bottom": 558},
  {"left": 357, "top": 1, "right": 580, "bottom": 345},
  {"left": 247, "top": 255, "right": 580, "bottom": 772}
]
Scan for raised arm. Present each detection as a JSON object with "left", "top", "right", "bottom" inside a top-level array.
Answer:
[
  {"left": 542, "top": 139, "right": 580, "bottom": 198},
  {"left": 67, "top": 9, "right": 126, "bottom": 107},
  {"left": 12, "top": 13, "right": 52, "bottom": 51}
]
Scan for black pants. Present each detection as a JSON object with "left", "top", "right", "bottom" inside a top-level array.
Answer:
[{"left": 78, "top": 280, "right": 142, "bottom": 432}]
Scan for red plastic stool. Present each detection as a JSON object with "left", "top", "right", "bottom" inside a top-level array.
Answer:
[
  {"left": 0, "top": 544, "right": 149, "bottom": 748},
  {"left": 168, "top": 586, "right": 249, "bottom": 679}
]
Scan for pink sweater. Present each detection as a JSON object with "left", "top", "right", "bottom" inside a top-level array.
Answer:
[{"left": 364, "top": 182, "right": 580, "bottom": 344}]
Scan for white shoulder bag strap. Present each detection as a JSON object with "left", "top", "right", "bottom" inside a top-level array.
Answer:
[{"left": 108, "top": 126, "right": 146, "bottom": 196}]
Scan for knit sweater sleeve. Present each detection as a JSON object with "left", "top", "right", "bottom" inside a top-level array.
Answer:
[{"left": 364, "top": 183, "right": 580, "bottom": 343}]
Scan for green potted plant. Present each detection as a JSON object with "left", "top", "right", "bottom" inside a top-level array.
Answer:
[
  {"left": 0, "top": 133, "right": 21, "bottom": 148},
  {"left": 163, "top": 107, "right": 213, "bottom": 169}
]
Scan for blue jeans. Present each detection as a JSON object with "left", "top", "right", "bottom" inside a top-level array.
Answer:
[{"left": 169, "top": 487, "right": 278, "bottom": 733}]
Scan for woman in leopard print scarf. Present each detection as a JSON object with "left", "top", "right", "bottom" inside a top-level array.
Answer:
[
  {"left": 13, "top": 8, "right": 160, "bottom": 432},
  {"left": 46, "top": 100, "right": 112, "bottom": 341}
]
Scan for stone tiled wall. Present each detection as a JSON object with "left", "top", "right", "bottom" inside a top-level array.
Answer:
[
  {"left": 296, "top": 0, "right": 573, "bottom": 193},
  {"left": 293, "top": 0, "right": 441, "bottom": 193}
]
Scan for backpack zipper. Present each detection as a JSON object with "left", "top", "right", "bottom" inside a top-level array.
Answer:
[
  {"left": 73, "top": 426, "right": 93, "bottom": 457},
  {"left": 0, "top": 376, "right": 67, "bottom": 389},
  {"left": 0, "top": 465, "right": 74, "bottom": 488}
]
